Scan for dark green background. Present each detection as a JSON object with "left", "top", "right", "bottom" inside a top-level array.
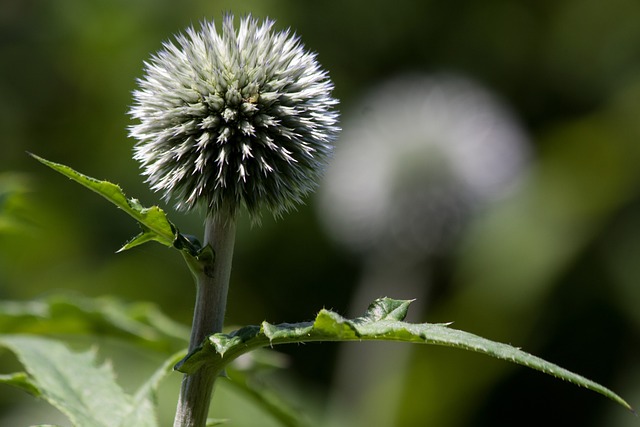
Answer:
[{"left": 1, "top": 1, "right": 639, "bottom": 426}]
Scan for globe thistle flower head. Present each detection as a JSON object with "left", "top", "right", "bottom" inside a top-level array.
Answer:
[
  {"left": 129, "top": 15, "right": 339, "bottom": 221},
  {"left": 319, "top": 74, "right": 530, "bottom": 260}
]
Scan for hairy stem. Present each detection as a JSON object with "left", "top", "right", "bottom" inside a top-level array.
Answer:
[{"left": 173, "top": 215, "right": 237, "bottom": 427}]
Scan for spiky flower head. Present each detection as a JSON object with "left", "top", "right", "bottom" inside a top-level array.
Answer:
[
  {"left": 129, "top": 15, "right": 339, "bottom": 220},
  {"left": 319, "top": 74, "right": 529, "bottom": 259}
]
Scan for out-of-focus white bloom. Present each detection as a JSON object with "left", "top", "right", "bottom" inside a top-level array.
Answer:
[
  {"left": 319, "top": 74, "right": 529, "bottom": 258},
  {"left": 129, "top": 15, "right": 339, "bottom": 220}
]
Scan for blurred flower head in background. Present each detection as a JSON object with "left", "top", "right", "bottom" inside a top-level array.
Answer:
[
  {"left": 319, "top": 74, "right": 530, "bottom": 260},
  {"left": 129, "top": 15, "right": 339, "bottom": 221}
]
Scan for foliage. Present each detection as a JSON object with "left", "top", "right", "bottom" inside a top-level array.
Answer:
[
  {"left": 179, "top": 297, "right": 631, "bottom": 411},
  {"left": 0, "top": 292, "right": 633, "bottom": 426},
  {"left": 0, "top": 158, "right": 632, "bottom": 426},
  {"left": 0, "top": 335, "right": 181, "bottom": 427},
  {"left": 3, "top": 3, "right": 640, "bottom": 426},
  {"left": 0, "top": 294, "right": 303, "bottom": 427},
  {"left": 28, "top": 154, "right": 184, "bottom": 254}
]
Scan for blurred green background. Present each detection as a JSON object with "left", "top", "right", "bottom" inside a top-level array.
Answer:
[{"left": 1, "top": 0, "right": 640, "bottom": 426}]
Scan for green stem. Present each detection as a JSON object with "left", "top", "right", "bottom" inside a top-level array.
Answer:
[{"left": 173, "top": 215, "right": 237, "bottom": 427}]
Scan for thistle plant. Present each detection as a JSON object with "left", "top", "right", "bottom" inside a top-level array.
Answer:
[
  {"left": 1, "top": 12, "right": 634, "bottom": 427},
  {"left": 129, "top": 15, "right": 338, "bottom": 427}
]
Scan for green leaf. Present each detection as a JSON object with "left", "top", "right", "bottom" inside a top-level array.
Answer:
[
  {"left": 224, "top": 351, "right": 308, "bottom": 427},
  {"left": 178, "top": 297, "right": 634, "bottom": 413},
  {"left": 223, "top": 373, "right": 307, "bottom": 427},
  {"left": 0, "top": 172, "right": 33, "bottom": 234},
  {"left": 0, "top": 372, "right": 41, "bottom": 397},
  {"left": 0, "top": 335, "right": 181, "bottom": 427},
  {"left": 0, "top": 335, "right": 151, "bottom": 427},
  {"left": 29, "top": 154, "right": 176, "bottom": 251},
  {"left": 128, "top": 350, "right": 186, "bottom": 427},
  {"left": 0, "top": 294, "right": 189, "bottom": 351},
  {"left": 118, "top": 227, "right": 163, "bottom": 252}
]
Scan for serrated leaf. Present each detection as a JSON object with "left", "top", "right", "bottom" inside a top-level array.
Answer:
[
  {"left": 30, "top": 154, "right": 175, "bottom": 250},
  {"left": 0, "top": 335, "right": 181, "bottom": 427},
  {"left": 355, "top": 297, "right": 413, "bottom": 322},
  {"left": 177, "top": 297, "right": 634, "bottom": 413},
  {"left": 118, "top": 227, "right": 161, "bottom": 252},
  {"left": 0, "top": 335, "right": 154, "bottom": 427}
]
